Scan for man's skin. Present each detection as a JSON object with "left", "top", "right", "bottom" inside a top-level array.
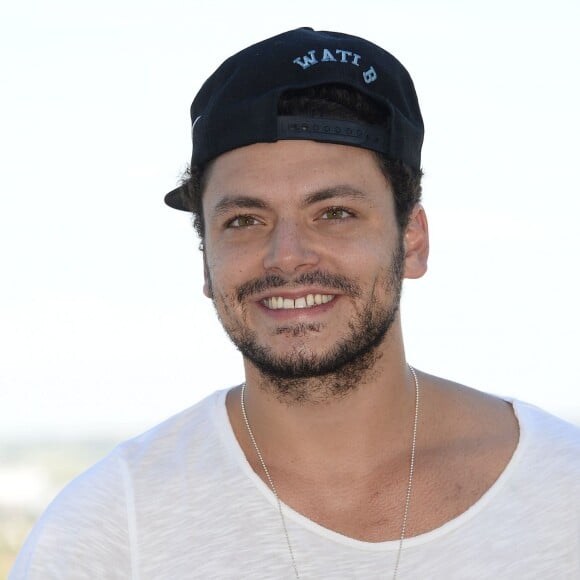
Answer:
[{"left": 201, "top": 139, "right": 519, "bottom": 542}]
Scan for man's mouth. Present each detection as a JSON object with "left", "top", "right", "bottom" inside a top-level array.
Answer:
[{"left": 261, "top": 294, "right": 335, "bottom": 310}]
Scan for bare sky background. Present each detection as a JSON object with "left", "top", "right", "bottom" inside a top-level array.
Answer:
[{"left": 1, "top": 0, "right": 579, "bottom": 439}]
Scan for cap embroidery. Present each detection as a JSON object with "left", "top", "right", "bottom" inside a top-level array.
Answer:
[
  {"left": 363, "top": 67, "right": 377, "bottom": 84},
  {"left": 292, "top": 48, "right": 375, "bottom": 84}
]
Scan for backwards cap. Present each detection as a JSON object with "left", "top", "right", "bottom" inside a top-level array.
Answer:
[{"left": 165, "top": 27, "right": 424, "bottom": 210}]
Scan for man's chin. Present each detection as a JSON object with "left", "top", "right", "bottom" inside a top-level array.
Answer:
[{"left": 242, "top": 340, "right": 373, "bottom": 381}]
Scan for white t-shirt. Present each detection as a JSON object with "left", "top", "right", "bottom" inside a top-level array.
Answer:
[{"left": 10, "top": 390, "right": 580, "bottom": 579}]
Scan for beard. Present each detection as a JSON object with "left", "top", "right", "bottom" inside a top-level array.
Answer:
[{"left": 208, "top": 243, "right": 405, "bottom": 403}]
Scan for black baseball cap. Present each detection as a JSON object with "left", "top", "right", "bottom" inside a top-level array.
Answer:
[{"left": 165, "top": 27, "right": 423, "bottom": 211}]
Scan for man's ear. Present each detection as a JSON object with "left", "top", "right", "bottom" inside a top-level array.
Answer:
[
  {"left": 202, "top": 251, "right": 213, "bottom": 298},
  {"left": 403, "top": 204, "right": 429, "bottom": 279}
]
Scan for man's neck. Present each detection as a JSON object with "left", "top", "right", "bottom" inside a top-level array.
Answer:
[{"left": 227, "top": 339, "right": 417, "bottom": 476}]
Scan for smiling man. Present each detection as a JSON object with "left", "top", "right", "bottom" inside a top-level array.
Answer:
[
  {"left": 201, "top": 140, "right": 413, "bottom": 402},
  {"left": 11, "top": 28, "right": 580, "bottom": 579}
]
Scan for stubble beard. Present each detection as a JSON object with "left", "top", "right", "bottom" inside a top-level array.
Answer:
[{"left": 208, "top": 244, "right": 405, "bottom": 404}]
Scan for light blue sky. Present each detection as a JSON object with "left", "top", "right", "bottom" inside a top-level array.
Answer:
[{"left": 1, "top": 0, "right": 579, "bottom": 438}]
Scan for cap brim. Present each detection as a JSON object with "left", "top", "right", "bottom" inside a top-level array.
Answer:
[{"left": 164, "top": 186, "right": 188, "bottom": 211}]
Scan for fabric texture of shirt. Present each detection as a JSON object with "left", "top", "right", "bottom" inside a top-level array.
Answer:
[{"left": 10, "top": 389, "right": 580, "bottom": 579}]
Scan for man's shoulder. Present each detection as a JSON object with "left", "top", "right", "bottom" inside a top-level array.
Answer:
[
  {"left": 117, "top": 387, "right": 228, "bottom": 464},
  {"left": 38, "top": 387, "right": 229, "bottom": 514},
  {"left": 424, "top": 371, "right": 579, "bottom": 448},
  {"left": 9, "top": 389, "right": 233, "bottom": 579},
  {"left": 421, "top": 372, "right": 580, "bottom": 486},
  {"left": 513, "top": 399, "right": 580, "bottom": 462}
]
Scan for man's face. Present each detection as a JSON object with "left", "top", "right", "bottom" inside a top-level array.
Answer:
[{"left": 202, "top": 140, "right": 413, "bottom": 386}]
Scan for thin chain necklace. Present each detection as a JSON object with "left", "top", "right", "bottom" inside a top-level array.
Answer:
[{"left": 240, "top": 365, "right": 420, "bottom": 579}]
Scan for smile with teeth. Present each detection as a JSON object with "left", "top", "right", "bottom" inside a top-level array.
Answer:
[{"left": 262, "top": 294, "right": 335, "bottom": 310}]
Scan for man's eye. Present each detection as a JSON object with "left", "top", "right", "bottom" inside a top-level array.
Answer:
[
  {"left": 320, "top": 207, "right": 353, "bottom": 220},
  {"left": 226, "top": 215, "right": 260, "bottom": 228}
]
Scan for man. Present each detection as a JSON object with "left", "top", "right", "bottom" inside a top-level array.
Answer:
[{"left": 11, "top": 27, "right": 580, "bottom": 579}]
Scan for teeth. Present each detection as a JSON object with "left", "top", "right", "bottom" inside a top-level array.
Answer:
[
  {"left": 263, "top": 294, "right": 335, "bottom": 310},
  {"left": 295, "top": 297, "right": 307, "bottom": 309}
]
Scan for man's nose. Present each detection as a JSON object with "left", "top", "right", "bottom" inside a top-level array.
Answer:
[{"left": 262, "top": 219, "right": 320, "bottom": 275}]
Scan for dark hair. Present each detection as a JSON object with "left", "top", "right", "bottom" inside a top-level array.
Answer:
[{"left": 180, "top": 84, "right": 423, "bottom": 242}]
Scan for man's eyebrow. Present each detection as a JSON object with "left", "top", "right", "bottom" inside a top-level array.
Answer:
[
  {"left": 210, "top": 187, "right": 367, "bottom": 217},
  {"left": 303, "top": 187, "right": 368, "bottom": 206},
  {"left": 211, "top": 196, "right": 269, "bottom": 217}
]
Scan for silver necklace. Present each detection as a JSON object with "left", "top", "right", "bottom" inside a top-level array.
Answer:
[{"left": 240, "top": 365, "right": 420, "bottom": 579}]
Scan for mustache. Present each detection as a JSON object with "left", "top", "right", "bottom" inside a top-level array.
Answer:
[{"left": 236, "top": 271, "right": 362, "bottom": 302}]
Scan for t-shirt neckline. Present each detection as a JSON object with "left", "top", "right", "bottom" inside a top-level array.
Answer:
[{"left": 213, "top": 388, "right": 528, "bottom": 551}]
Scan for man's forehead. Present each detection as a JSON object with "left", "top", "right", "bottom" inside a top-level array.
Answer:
[{"left": 202, "top": 140, "right": 389, "bottom": 204}]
